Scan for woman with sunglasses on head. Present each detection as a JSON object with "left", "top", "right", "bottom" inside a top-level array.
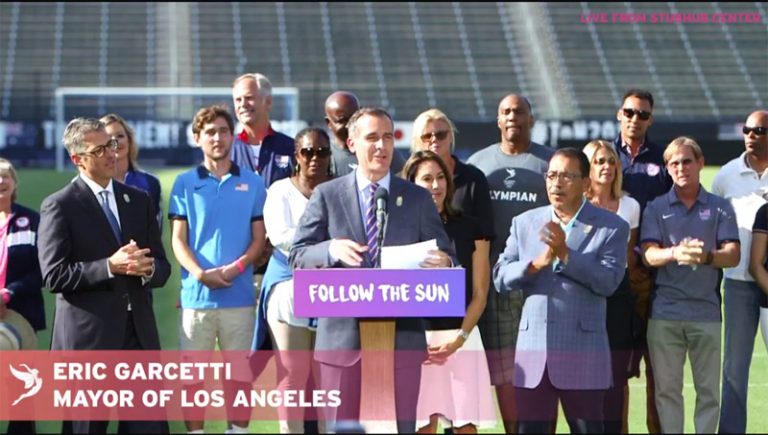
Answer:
[
  {"left": 402, "top": 150, "right": 495, "bottom": 434},
  {"left": 100, "top": 114, "right": 162, "bottom": 230},
  {"left": 582, "top": 140, "right": 641, "bottom": 433},
  {"left": 410, "top": 109, "right": 494, "bottom": 245},
  {"left": 250, "top": 127, "right": 332, "bottom": 434}
]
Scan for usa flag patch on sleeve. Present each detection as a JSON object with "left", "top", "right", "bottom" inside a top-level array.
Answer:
[{"left": 235, "top": 183, "right": 249, "bottom": 192}]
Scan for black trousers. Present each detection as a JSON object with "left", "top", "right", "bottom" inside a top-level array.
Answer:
[
  {"left": 62, "top": 316, "right": 169, "bottom": 434},
  {"left": 516, "top": 366, "right": 606, "bottom": 434},
  {"left": 6, "top": 421, "right": 35, "bottom": 434}
]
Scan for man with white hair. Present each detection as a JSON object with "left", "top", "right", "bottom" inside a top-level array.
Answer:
[{"left": 231, "top": 73, "right": 295, "bottom": 188}]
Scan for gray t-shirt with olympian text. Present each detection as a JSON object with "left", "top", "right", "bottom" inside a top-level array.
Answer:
[{"left": 468, "top": 142, "right": 555, "bottom": 266}]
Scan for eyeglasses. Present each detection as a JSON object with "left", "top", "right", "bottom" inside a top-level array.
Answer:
[
  {"left": 622, "top": 108, "right": 651, "bottom": 121},
  {"left": 79, "top": 139, "right": 118, "bottom": 158},
  {"left": 743, "top": 126, "right": 767, "bottom": 136},
  {"left": 299, "top": 147, "right": 332, "bottom": 159},
  {"left": 545, "top": 171, "right": 582, "bottom": 183},
  {"left": 594, "top": 157, "right": 616, "bottom": 165},
  {"left": 420, "top": 130, "right": 450, "bottom": 143}
]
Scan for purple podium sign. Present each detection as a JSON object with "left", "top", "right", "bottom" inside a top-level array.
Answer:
[{"left": 294, "top": 268, "right": 465, "bottom": 318}]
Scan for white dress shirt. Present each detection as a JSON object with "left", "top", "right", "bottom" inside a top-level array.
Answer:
[{"left": 79, "top": 174, "right": 121, "bottom": 230}]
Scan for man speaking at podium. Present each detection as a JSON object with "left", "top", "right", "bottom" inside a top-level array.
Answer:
[{"left": 290, "top": 107, "right": 454, "bottom": 433}]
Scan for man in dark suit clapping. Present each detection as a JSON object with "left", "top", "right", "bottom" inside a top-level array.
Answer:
[{"left": 38, "top": 118, "right": 170, "bottom": 434}]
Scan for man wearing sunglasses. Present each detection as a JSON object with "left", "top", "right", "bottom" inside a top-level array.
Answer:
[
  {"left": 613, "top": 88, "right": 671, "bottom": 434},
  {"left": 711, "top": 110, "right": 768, "bottom": 433},
  {"left": 38, "top": 118, "right": 170, "bottom": 433},
  {"left": 324, "top": 91, "right": 405, "bottom": 177},
  {"left": 615, "top": 89, "right": 672, "bottom": 215}
]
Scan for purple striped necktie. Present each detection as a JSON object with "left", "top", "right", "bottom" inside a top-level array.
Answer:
[{"left": 365, "top": 182, "right": 380, "bottom": 265}]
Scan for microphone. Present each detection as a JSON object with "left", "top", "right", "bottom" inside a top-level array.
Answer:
[{"left": 374, "top": 186, "right": 389, "bottom": 267}]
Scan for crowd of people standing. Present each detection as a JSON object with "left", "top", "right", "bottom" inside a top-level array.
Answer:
[{"left": 2, "top": 73, "right": 767, "bottom": 434}]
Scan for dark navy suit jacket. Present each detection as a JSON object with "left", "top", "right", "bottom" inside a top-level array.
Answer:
[{"left": 5, "top": 203, "right": 45, "bottom": 331}]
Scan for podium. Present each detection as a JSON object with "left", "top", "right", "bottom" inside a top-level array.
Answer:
[
  {"left": 294, "top": 268, "right": 464, "bottom": 432},
  {"left": 358, "top": 319, "right": 397, "bottom": 433}
]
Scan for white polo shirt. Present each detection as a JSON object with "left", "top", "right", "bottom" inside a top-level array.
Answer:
[{"left": 711, "top": 152, "right": 768, "bottom": 281}]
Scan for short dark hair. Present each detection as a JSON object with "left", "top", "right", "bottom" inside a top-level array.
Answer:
[
  {"left": 622, "top": 88, "right": 654, "bottom": 109},
  {"left": 294, "top": 127, "right": 330, "bottom": 148},
  {"left": 346, "top": 107, "right": 393, "bottom": 139},
  {"left": 498, "top": 94, "right": 534, "bottom": 117},
  {"left": 552, "top": 147, "right": 591, "bottom": 178},
  {"left": 192, "top": 105, "right": 234, "bottom": 135}
]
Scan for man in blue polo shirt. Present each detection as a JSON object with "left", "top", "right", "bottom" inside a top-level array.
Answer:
[
  {"left": 231, "top": 72, "right": 295, "bottom": 188},
  {"left": 640, "top": 137, "right": 740, "bottom": 434},
  {"left": 169, "top": 105, "right": 267, "bottom": 435}
]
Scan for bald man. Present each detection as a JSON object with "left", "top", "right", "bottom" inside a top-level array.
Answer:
[
  {"left": 467, "top": 94, "right": 554, "bottom": 433},
  {"left": 712, "top": 110, "right": 768, "bottom": 433},
  {"left": 324, "top": 91, "right": 405, "bottom": 177}
]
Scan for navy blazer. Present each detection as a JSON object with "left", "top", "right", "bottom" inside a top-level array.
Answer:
[
  {"left": 4, "top": 203, "right": 45, "bottom": 331},
  {"left": 493, "top": 201, "right": 629, "bottom": 390},
  {"left": 38, "top": 178, "right": 170, "bottom": 350}
]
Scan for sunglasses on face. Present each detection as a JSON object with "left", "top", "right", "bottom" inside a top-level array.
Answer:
[
  {"left": 743, "top": 126, "right": 767, "bottom": 136},
  {"left": 594, "top": 157, "right": 616, "bottom": 165},
  {"left": 299, "top": 147, "right": 331, "bottom": 159},
  {"left": 622, "top": 108, "right": 651, "bottom": 121},
  {"left": 79, "top": 139, "right": 118, "bottom": 158},
  {"left": 420, "top": 130, "right": 450, "bottom": 142},
  {"left": 325, "top": 116, "right": 350, "bottom": 126}
]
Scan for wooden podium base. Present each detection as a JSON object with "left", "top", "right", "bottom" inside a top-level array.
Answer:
[{"left": 359, "top": 319, "right": 398, "bottom": 433}]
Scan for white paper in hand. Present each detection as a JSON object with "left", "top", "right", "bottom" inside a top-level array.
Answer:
[{"left": 380, "top": 239, "right": 437, "bottom": 269}]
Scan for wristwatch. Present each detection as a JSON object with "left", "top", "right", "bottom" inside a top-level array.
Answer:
[{"left": 456, "top": 329, "right": 470, "bottom": 341}]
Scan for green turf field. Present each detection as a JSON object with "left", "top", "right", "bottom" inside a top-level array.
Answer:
[{"left": 3, "top": 166, "right": 766, "bottom": 433}]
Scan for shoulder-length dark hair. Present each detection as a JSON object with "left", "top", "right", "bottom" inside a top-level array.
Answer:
[{"left": 401, "top": 150, "right": 459, "bottom": 219}]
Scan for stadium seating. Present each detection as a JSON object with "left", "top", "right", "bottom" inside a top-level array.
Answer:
[{"left": 0, "top": 2, "right": 765, "bottom": 123}]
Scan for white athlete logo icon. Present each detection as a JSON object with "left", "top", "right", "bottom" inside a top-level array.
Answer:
[
  {"left": 9, "top": 364, "right": 43, "bottom": 406},
  {"left": 503, "top": 168, "right": 517, "bottom": 188}
]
